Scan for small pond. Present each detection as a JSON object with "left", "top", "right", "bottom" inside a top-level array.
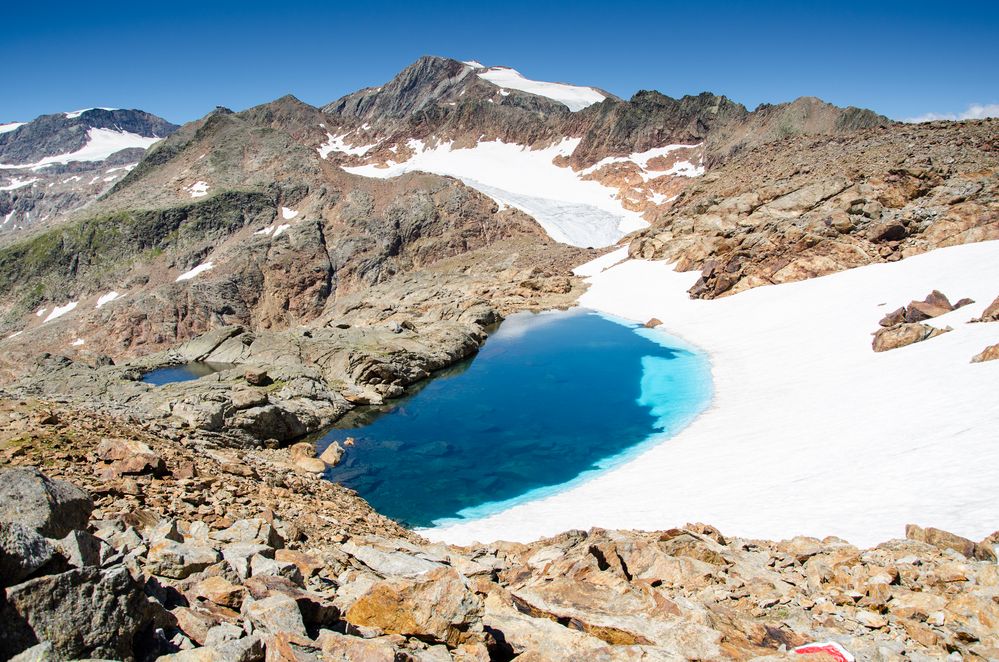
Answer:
[
  {"left": 141, "top": 362, "right": 240, "bottom": 386},
  {"left": 316, "top": 308, "right": 712, "bottom": 528}
]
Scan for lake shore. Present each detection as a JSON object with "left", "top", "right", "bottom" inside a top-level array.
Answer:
[{"left": 427, "top": 240, "right": 999, "bottom": 547}]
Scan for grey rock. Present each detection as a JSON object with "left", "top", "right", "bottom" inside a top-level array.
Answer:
[
  {"left": 4, "top": 565, "right": 160, "bottom": 660},
  {"left": 341, "top": 540, "right": 444, "bottom": 578},
  {"left": 242, "top": 594, "right": 308, "bottom": 637},
  {"left": 222, "top": 543, "right": 274, "bottom": 580},
  {"left": 249, "top": 554, "right": 304, "bottom": 586},
  {"left": 204, "top": 622, "right": 245, "bottom": 647},
  {"left": 0, "top": 467, "right": 93, "bottom": 538},
  {"left": 213, "top": 519, "right": 284, "bottom": 549},
  {"left": 8, "top": 641, "right": 55, "bottom": 662},
  {"left": 52, "top": 529, "right": 103, "bottom": 569},
  {"left": 146, "top": 539, "right": 221, "bottom": 579},
  {"left": 0, "top": 521, "right": 57, "bottom": 588}
]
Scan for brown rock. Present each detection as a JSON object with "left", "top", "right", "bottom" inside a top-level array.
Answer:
[
  {"left": 274, "top": 549, "right": 324, "bottom": 578},
  {"left": 316, "top": 630, "right": 395, "bottom": 662},
  {"left": 975, "top": 294, "right": 999, "bottom": 322},
  {"left": 345, "top": 566, "right": 483, "bottom": 647},
  {"left": 878, "top": 307, "right": 906, "bottom": 327},
  {"left": 242, "top": 593, "right": 308, "bottom": 637},
  {"left": 189, "top": 576, "right": 248, "bottom": 610},
  {"left": 94, "top": 437, "right": 165, "bottom": 477},
  {"left": 643, "top": 318, "right": 663, "bottom": 328},
  {"left": 244, "top": 369, "right": 271, "bottom": 386},
  {"left": 318, "top": 442, "right": 343, "bottom": 467},
  {"left": 905, "top": 524, "right": 997, "bottom": 562},
  {"left": 872, "top": 323, "right": 950, "bottom": 352},
  {"left": 971, "top": 343, "right": 999, "bottom": 363}
]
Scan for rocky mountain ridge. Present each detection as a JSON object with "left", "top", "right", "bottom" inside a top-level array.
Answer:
[{"left": 0, "top": 108, "right": 179, "bottom": 241}]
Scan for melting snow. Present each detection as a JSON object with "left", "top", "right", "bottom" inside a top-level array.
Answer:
[
  {"left": 477, "top": 66, "right": 606, "bottom": 111},
  {"left": 318, "top": 132, "right": 377, "bottom": 159},
  {"left": 188, "top": 181, "right": 209, "bottom": 198},
  {"left": 36, "top": 307, "right": 47, "bottom": 318},
  {"left": 95, "top": 291, "right": 122, "bottom": 308},
  {"left": 0, "top": 128, "right": 161, "bottom": 169},
  {"left": 463, "top": 60, "right": 485, "bottom": 69},
  {"left": 272, "top": 224, "right": 291, "bottom": 238},
  {"left": 253, "top": 225, "right": 275, "bottom": 236},
  {"left": 0, "top": 177, "right": 38, "bottom": 191},
  {"left": 175, "top": 262, "right": 214, "bottom": 281},
  {"left": 429, "top": 241, "right": 999, "bottom": 547},
  {"left": 281, "top": 207, "right": 299, "bottom": 220},
  {"left": 0, "top": 122, "right": 25, "bottom": 134},
  {"left": 580, "top": 144, "right": 703, "bottom": 181},
  {"left": 2, "top": 211, "right": 14, "bottom": 226},
  {"left": 71, "top": 338, "right": 85, "bottom": 346},
  {"left": 344, "top": 138, "right": 646, "bottom": 248},
  {"left": 571, "top": 247, "right": 631, "bottom": 277},
  {"left": 43, "top": 301, "right": 78, "bottom": 323}
]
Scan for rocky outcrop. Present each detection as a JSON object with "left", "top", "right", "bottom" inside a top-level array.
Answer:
[
  {"left": 872, "top": 322, "right": 950, "bottom": 352},
  {"left": 631, "top": 119, "right": 998, "bottom": 298},
  {"left": 972, "top": 294, "right": 999, "bottom": 322},
  {"left": 971, "top": 343, "right": 999, "bottom": 363},
  {"left": 879, "top": 290, "right": 972, "bottom": 326}
]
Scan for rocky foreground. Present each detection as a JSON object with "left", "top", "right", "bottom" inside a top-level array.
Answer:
[{"left": 1, "top": 400, "right": 997, "bottom": 661}]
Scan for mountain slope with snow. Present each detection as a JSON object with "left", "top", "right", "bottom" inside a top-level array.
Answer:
[{"left": 0, "top": 108, "right": 178, "bottom": 240}]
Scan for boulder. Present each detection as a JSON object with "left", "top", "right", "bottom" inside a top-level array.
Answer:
[
  {"left": 872, "top": 323, "right": 950, "bottom": 352},
  {"left": 250, "top": 554, "right": 304, "bottom": 585},
  {"left": 974, "top": 294, "right": 999, "bottom": 322},
  {"left": 4, "top": 565, "right": 159, "bottom": 660},
  {"left": 0, "top": 521, "right": 57, "bottom": 588},
  {"left": 971, "top": 343, "right": 999, "bottom": 363},
  {"left": 345, "top": 566, "right": 482, "bottom": 646},
  {"left": 242, "top": 593, "right": 308, "bottom": 637},
  {"left": 274, "top": 549, "right": 324, "bottom": 578},
  {"left": 905, "top": 524, "right": 997, "bottom": 562},
  {"left": 230, "top": 389, "right": 268, "bottom": 410},
  {"left": 214, "top": 518, "right": 284, "bottom": 549},
  {"left": 244, "top": 368, "right": 271, "bottom": 386},
  {"left": 316, "top": 630, "right": 395, "bottom": 662},
  {"left": 222, "top": 543, "right": 275, "bottom": 580},
  {"left": 52, "top": 529, "right": 103, "bottom": 569},
  {"left": 189, "top": 576, "right": 248, "bottom": 610},
  {"left": 0, "top": 467, "right": 92, "bottom": 538},
  {"left": 147, "top": 539, "right": 221, "bottom": 579},
  {"left": 878, "top": 307, "right": 906, "bottom": 327},
  {"left": 318, "top": 441, "right": 344, "bottom": 467},
  {"left": 94, "top": 437, "right": 166, "bottom": 477},
  {"left": 643, "top": 318, "right": 663, "bottom": 329}
]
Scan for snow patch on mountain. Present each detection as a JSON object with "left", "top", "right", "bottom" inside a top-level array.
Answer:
[
  {"left": 0, "top": 128, "right": 162, "bottom": 169},
  {"left": 64, "top": 107, "right": 117, "bottom": 119},
  {"left": 96, "top": 291, "right": 123, "bottom": 308},
  {"left": 318, "top": 132, "right": 378, "bottom": 159},
  {"left": 476, "top": 66, "right": 606, "bottom": 111},
  {"left": 0, "top": 122, "right": 25, "bottom": 134},
  {"left": 176, "top": 262, "right": 214, "bottom": 281},
  {"left": 43, "top": 301, "right": 78, "bottom": 323},
  {"left": 281, "top": 207, "right": 299, "bottom": 220},
  {"left": 343, "top": 138, "right": 647, "bottom": 248},
  {"left": 0, "top": 177, "right": 39, "bottom": 191},
  {"left": 187, "top": 181, "right": 209, "bottom": 198}
]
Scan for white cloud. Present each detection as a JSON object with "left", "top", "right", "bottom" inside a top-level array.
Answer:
[{"left": 905, "top": 103, "right": 999, "bottom": 123}]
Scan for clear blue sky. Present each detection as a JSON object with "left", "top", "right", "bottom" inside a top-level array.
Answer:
[{"left": 2, "top": 0, "right": 997, "bottom": 124}]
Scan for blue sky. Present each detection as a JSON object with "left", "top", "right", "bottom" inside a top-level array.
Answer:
[{"left": 2, "top": 0, "right": 996, "bottom": 124}]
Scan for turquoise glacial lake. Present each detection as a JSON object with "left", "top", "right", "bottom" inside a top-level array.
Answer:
[{"left": 317, "top": 308, "right": 712, "bottom": 528}]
